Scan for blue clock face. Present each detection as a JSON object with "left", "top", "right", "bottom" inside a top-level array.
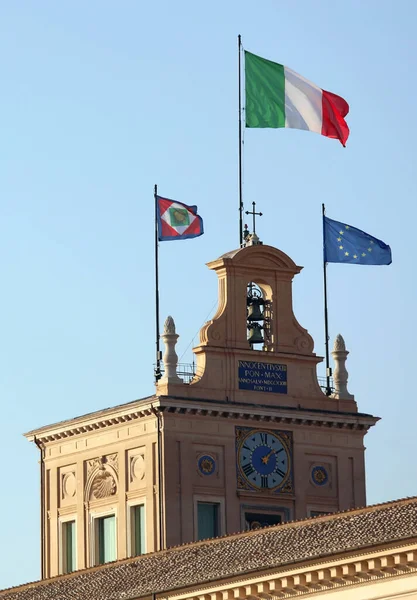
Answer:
[{"left": 238, "top": 429, "right": 290, "bottom": 490}]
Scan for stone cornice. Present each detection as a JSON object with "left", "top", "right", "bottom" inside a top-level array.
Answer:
[
  {"left": 160, "top": 397, "right": 378, "bottom": 431},
  {"left": 24, "top": 396, "right": 158, "bottom": 445},
  {"left": 24, "top": 395, "right": 378, "bottom": 445},
  {"left": 154, "top": 542, "right": 417, "bottom": 600}
]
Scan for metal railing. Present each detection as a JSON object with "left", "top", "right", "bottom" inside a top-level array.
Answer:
[
  {"left": 156, "top": 362, "right": 201, "bottom": 384},
  {"left": 156, "top": 363, "right": 333, "bottom": 393},
  {"left": 317, "top": 376, "right": 334, "bottom": 394}
]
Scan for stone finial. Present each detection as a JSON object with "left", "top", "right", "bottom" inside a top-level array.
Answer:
[
  {"left": 333, "top": 333, "right": 346, "bottom": 352},
  {"left": 331, "top": 333, "right": 354, "bottom": 400},
  {"left": 159, "top": 315, "right": 182, "bottom": 384},
  {"left": 164, "top": 315, "right": 176, "bottom": 335},
  {"left": 245, "top": 232, "right": 262, "bottom": 246}
]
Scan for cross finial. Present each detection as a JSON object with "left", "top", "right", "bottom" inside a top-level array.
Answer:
[{"left": 245, "top": 201, "right": 263, "bottom": 235}]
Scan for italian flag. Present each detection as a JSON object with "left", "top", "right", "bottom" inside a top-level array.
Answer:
[{"left": 245, "top": 51, "right": 349, "bottom": 146}]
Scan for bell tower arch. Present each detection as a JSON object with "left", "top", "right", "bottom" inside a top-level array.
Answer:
[{"left": 158, "top": 242, "right": 332, "bottom": 408}]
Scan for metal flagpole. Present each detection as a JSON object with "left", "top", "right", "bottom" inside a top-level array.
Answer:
[
  {"left": 238, "top": 34, "right": 244, "bottom": 246},
  {"left": 154, "top": 184, "right": 161, "bottom": 381},
  {"left": 322, "top": 203, "right": 332, "bottom": 396}
]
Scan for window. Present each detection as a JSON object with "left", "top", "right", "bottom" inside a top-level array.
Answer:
[
  {"left": 131, "top": 504, "right": 145, "bottom": 556},
  {"left": 310, "top": 510, "right": 334, "bottom": 518},
  {"left": 244, "top": 511, "right": 282, "bottom": 530},
  {"left": 197, "top": 502, "right": 219, "bottom": 541},
  {"left": 96, "top": 515, "right": 116, "bottom": 565},
  {"left": 62, "top": 520, "right": 76, "bottom": 573}
]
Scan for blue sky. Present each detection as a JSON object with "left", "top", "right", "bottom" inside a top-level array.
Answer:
[{"left": 1, "top": 0, "right": 416, "bottom": 589}]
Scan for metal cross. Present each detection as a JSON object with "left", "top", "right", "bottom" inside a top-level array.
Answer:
[{"left": 245, "top": 201, "right": 263, "bottom": 235}]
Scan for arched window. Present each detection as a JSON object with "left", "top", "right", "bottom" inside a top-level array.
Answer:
[{"left": 246, "top": 282, "right": 273, "bottom": 351}]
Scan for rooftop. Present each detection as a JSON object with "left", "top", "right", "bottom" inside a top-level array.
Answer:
[{"left": 1, "top": 496, "right": 417, "bottom": 600}]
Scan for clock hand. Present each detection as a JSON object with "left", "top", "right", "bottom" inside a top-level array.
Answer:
[{"left": 261, "top": 449, "right": 276, "bottom": 464}]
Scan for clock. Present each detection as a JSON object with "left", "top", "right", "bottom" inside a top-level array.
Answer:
[{"left": 236, "top": 427, "right": 293, "bottom": 493}]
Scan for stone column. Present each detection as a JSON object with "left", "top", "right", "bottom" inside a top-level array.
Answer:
[
  {"left": 331, "top": 334, "right": 354, "bottom": 399},
  {"left": 160, "top": 316, "right": 182, "bottom": 383}
]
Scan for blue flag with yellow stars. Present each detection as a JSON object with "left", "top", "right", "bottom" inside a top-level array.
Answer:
[{"left": 323, "top": 216, "right": 392, "bottom": 265}]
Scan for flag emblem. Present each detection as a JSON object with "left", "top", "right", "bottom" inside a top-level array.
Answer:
[
  {"left": 169, "top": 208, "right": 190, "bottom": 227},
  {"left": 156, "top": 196, "right": 204, "bottom": 241}
]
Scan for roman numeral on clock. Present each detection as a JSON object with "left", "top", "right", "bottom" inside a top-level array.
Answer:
[
  {"left": 275, "top": 467, "right": 286, "bottom": 478},
  {"left": 261, "top": 476, "right": 268, "bottom": 488},
  {"left": 242, "top": 463, "right": 255, "bottom": 477},
  {"left": 260, "top": 433, "right": 267, "bottom": 444}
]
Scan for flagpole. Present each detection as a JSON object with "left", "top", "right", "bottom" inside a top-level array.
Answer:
[
  {"left": 238, "top": 34, "right": 243, "bottom": 246},
  {"left": 154, "top": 184, "right": 161, "bottom": 381},
  {"left": 322, "top": 203, "right": 332, "bottom": 396}
]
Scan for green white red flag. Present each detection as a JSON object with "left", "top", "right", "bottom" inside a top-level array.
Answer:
[{"left": 245, "top": 51, "right": 350, "bottom": 146}]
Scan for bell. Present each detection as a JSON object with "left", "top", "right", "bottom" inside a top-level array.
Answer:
[
  {"left": 247, "top": 323, "right": 264, "bottom": 345},
  {"left": 247, "top": 297, "right": 264, "bottom": 322}
]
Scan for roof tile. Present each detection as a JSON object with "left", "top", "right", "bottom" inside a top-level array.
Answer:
[{"left": 1, "top": 497, "right": 417, "bottom": 600}]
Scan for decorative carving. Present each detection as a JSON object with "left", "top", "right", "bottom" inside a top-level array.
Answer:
[
  {"left": 91, "top": 468, "right": 117, "bottom": 499},
  {"left": 106, "top": 453, "right": 119, "bottom": 473},
  {"left": 87, "top": 454, "right": 118, "bottom": 478},
  {"left": 85, "top": 454, "right": 119, "bottom": 501},
  {"left": 311, "top": 465, "right": 330, "bottom": 487},
  {"left": 333, "top": 333, "right": 346, "bottom": 352},
  {"left": 331, "top": 334, "right": 354, "bottom": 399},
  {"left": 164, "top": 315, "right": 176, "bottom": 335},
  {"left": 130, "top": 454, "right": 145, "bottom": 482},
  {"left": 295, "top": 334, "right": 314, "bottom": 353},
  {"left": 62, "top": 472, "right": 76, "bottom": 498},
  {"left": 87, "top": 457, "right": 102, "bottom": 477},
  {"left": 197, "top": 454, "right": 216, "bottom": 476},
  {"left": 209, "top": 329, "right": 222, "bottom": 341},
  {"left": 159, "top": 315, "right": 182, "bottom": 384}
]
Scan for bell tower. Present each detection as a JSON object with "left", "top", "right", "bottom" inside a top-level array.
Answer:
[
  {"left": 26, "top": 236, "right": 378, "bottom": 577},
  {"left": 158, "top": 238, "right": 351, "bottom": 410},
  {"left": 156, "top": 237, "right": 378, "bottom": 547}
]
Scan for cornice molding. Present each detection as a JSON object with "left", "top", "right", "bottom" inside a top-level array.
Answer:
[
  {"left": 25, "top": 396, "right": 378, "bottom": 445},
  {"left": 159, "top": 544, "right": 417, "bottom": 600},
  {"left": 24, "top": 400, "right": 158, "bottom": 445},
  {"left": 160, "top": 397, "right": 377, "bottom": 432}
]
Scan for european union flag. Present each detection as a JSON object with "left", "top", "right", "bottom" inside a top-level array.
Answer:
[{"left": 323, "top": 216, "right": 392, "bottom": 265}]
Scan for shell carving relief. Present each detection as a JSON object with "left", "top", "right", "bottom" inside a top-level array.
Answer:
[
  {"left": 91, "top": 468, "right": 117, "bottom": 499},
  {"left": 86, "top": 454, "right": 119, "bottom": 501}
]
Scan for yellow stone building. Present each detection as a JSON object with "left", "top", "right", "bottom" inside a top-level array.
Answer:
[{"left": 1, "top": 236, "right": 416, "bottom": 600}]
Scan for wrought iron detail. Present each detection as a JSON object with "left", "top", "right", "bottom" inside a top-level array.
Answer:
[{"left": 154, "top": 362, "right": 202, "bottom": 385}]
